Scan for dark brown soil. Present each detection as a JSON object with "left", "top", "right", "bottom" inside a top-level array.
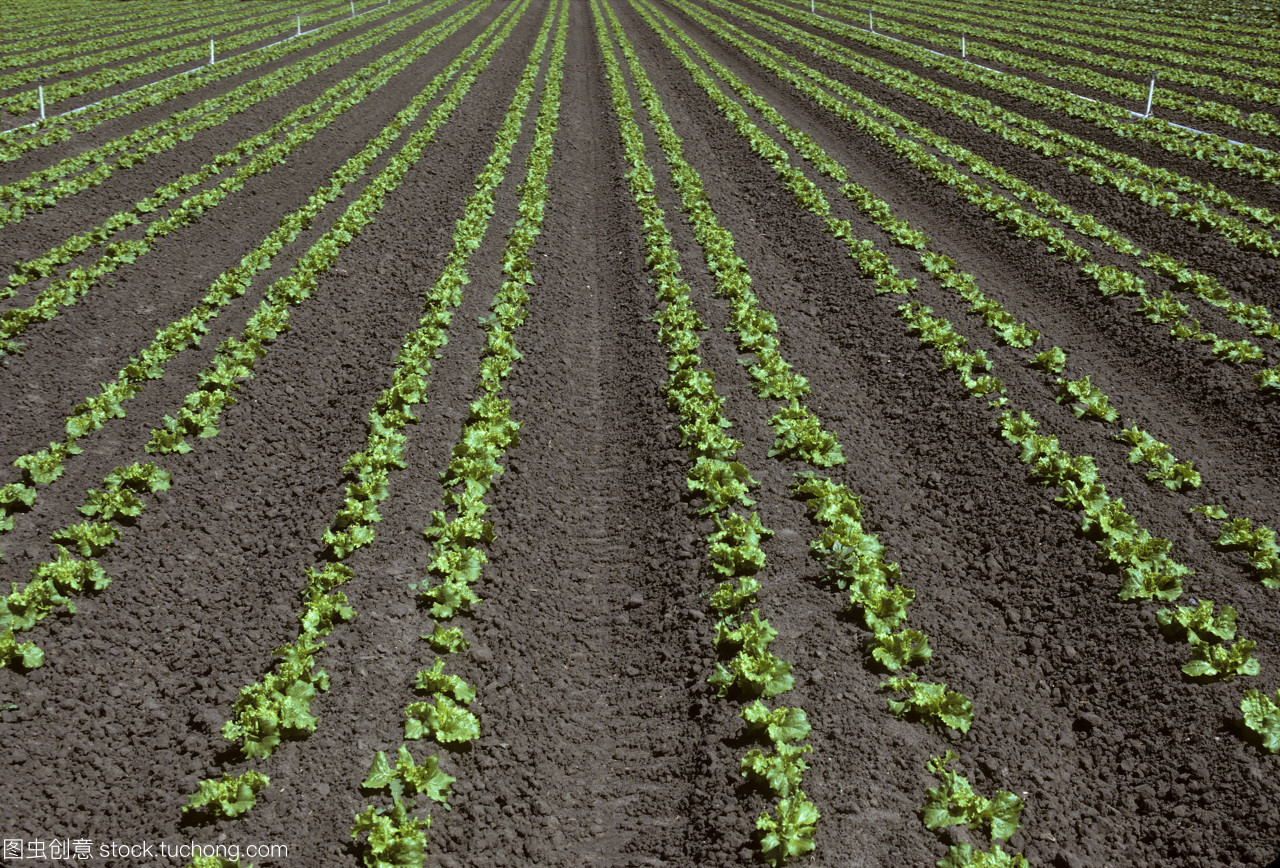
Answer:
[{"left": 2, "top": 1, "right": 1279, "bottom": 867}]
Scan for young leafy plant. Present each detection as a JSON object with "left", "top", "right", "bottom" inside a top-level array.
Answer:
[
  {"left": 1055, "top": 375, "right": 1119, "bottom": 422},
  {"left": 351, "top": 797, "right": 429, "bottom": 868},
  {"left": 403, "top": 695, "right": 479, "bottom": 744},
  {"left": 1242, "top": 688, "right": 1280, "bottom": 753},
  {"left": 1182, "top": 640, "right": 1260, "bottom": 680},
  {"left": 938, "top": 843, "right": 1031, "bottom": 868},
  {"left": 710, "top": 611, "right": 795, "bottom": 699},
  {"left": 923, "top": 751, "right": 1023, "bottom": 842},
  {"left": 362, "top": 745, "right": 454, "bottom": 805},
  {"left": 741, "top": 700, "right": 811, "bottom": 745},
  {"left": 1156, "top": 600, "right": 1237, "bottom": 644},
  {"left": 756, "top": 793, "right": 819, "bottom": 867},
  {"left": 742, "top": 742, "right": 811, "bottom": 798},
  {"left": 183, "top": 771, "right": 270, "bottom": 818},
  {"left": 1029, "top": 347, "right": 1066, "bottom": 373},
  {"left": 869, "top": 628, "right": 932, "bottom": 671},
  {"left": 882, "top": 674, "right": 974, "bottom": 733}
]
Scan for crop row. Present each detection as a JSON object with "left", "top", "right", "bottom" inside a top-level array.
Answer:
[
  {"left": 701, "top": 0, "right": 1280, "bottom": 265},
  {"left": 773, "top": 7, "right": 1280, "bottom": 257},
  {"left": 0, "top": 0, "right": 220, "bottom": 38},
  {"left": 0, "top": 0, "right": 281, "bottom": 68},
  {"left": 906, "top": 0, "right": 1280, "bottom": 51},
  {"left": 627, "top": 2, "right": 1035, "bottom": 862},
  {"left": 214, "top": 0, "right": 543, "bottom": 780},
  {"left": 0, "top": 0, "right": 200, "bottom": 51},
  {"left": 850, "top": 1, "right": 1280, "bottom": 117},
  {"left": 877, "top": 0, "right": 1280, "bottom": 81},
  {"left": 594, "top": 4, "right": 817, "bottom": 859},
  {"left": 0, "top": 0, "right": 433, "bottom": 215},
  {"left": 0, "top": 0, "right": 485, "bottom": 364},
  {"left": 684, "top": 0, "right": 1280, "bottom": 392},
  {"left": 0, "top": 0, "right": 420, "bottom": 162},
  {"left": 740, "top": 0, "right": 1280, "bottom": 184},
  {"left": 356, "top": 9, "right": 566, "bottom": 863},
  {"left": 632, "top": 0, "right": 1280, "bottom": 759},
  {"left": 0, "top": 0, "right": 531, "bottom": 666},
  {"left": 599, "top": 0, "right": 1043, "bottom": 863},
  {"left": 659, "top": 0, "right": 1275, "bottom": 459},
  {"left": 0, "top": 0, "right": 497, "bottom": 561},
  {"left": 0, "top": 0, "right": 346, "bottom": 108}
]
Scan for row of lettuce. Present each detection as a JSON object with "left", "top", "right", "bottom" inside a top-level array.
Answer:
[
  {"left": 640, "top": 0, "right": 1280, "bottom": 750},
  {"left": 756, "top": 0, "right": 1280, "bottom": 188},
  {"left": 4, "top": 1, "right": 1280, "bottom": 865},
  {"left": 681, "top": 0, "right": 1280, "bottom": 393},
  {"left": 0, "top": 0, "right": 486, "bottom": 365},
  {"left": 0, "top": 0, "right": 505, "bottom": 556},
  {"left": 762, "top": 0, "right": 1280, "bottom": 260},
  {"left": 5, "top": 3, "right": 567, "bottom": 867},
  {"left": 598, "top": 0, "right": 1044, "bottom": 863},
  {"left": 0, "top": 0, "right": 369, "bottom": 112},
  {"left": 836, "top": 1, "right": 1280, "bottom": 133},
  {"left": 0, "top": 0, "right": 409, "bottom": 115},
  {"left": 0, "top": 0, "right": 523, "bottom": 664},
  {"left": 638, "top": 0, "right": 1280, "bottom": 853},
  {"left": 181, "top": 3, "right": 565, "bottom": 863},
  {"left": 858, "top": 0, "right": 1280, "bottom": 80},
  {"left": 0, "top": 0, "right": 426, "bottom": 161}
]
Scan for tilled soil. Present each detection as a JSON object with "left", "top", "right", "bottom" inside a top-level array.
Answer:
[{"left": 2, "top": 1, "right": 1279, "bottom": 867}]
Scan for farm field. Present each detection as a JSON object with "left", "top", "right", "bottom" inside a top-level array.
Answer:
[{"left": 1, "top": 0, "right": 1279, "bottom": 865}]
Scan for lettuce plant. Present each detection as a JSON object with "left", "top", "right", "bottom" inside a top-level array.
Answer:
[
  {"left": 687, "top": 458, "right": 758, "bottom": 515},
  {"left": 938, "top": 843, "right": 1030, "bottom": 868},
  {"left": 741, "top": 700, "right": 811, "bottom": 745},
  {"left": 742, "top": 742, "right": 811, "bottom": 797},
  {"left": 414, "top": 659, "right": 476, "bottom": 705},
  {"left": 708, "top": 510, "right": 772, "bottom": 578},
  {"left": 0, "top": 630, "right": 42, "bottom": 669},
  {"left": 1214, "top": 516, "right": 1280, "bottom": 589},
  {"left": 51, "top": 521, "right": 121, "bottom": 557},
  {"left": 102, "top": 462, "right": 171, "bottom": 492},
  {"left": 351, "top": 798, "right": 429, "bottom": 868},
  {"left": 708, "top": 576, "right": 760, "bottom": 616},
  {"left": 869, "top": 628, "right": 932, "bottom": 670},
  {"left": 710, "top": 611, "right": 794, "bottom": 698},
  {"left": 404, "top": 695, "right": 479, "bottom": 744},
  {"left": 923, "top": 751, "right": 1023, "bottom": 841},
  {"left": 1029, "top": 347, "right": 1065, "bottom": 373},
  {"left": 78, "top": 487, "right": 144, "bottom": 520},
  {"left": 768, "top": 400, "right": 844, "bottom": 466},
  {"left": 1242, "top": 689, "right": 1280, "bottom": 753},
  {"left": 183, "top": 771, "right": 270, "bottom": 818},
  {"left": 1156, "top": 600, "right": 1237, "bottom": 644},
  {"left": 362, "top": 745, "right": 454, "bottom": 805},
  {"left": 882, "top": 674, "right": 973, "bottom": 732},
  {"left": 1182, "top": 640, "right": 1260, "bottom": 680},
  {"left": 756, "top": 794, "right": 818, "bottom": 867},
  {"left": 424, "top": 625, "right": 469, "bottom": 654},
  {"left": 1055, "top": 375, "right": 1119, "bottom": 422},
  {"left": 1116, "top": 426, "right": 1200, "bottom": 490},
  {"left": 222, "top": 636, "right": 328, "bottom": 758}
]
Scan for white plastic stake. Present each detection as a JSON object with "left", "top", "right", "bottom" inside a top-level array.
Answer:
[
  {"left": 869, "top": 10, "right": 874, "bottom": 30},
  {"left": 961, "top": 35, "right": 966, "bottom": 58},
  {"left": 810, "top": 0, "right": 813, "bottom": 11},
  {"left": 209, "top": 39, "right": 214, "bottom": 64},
  {"left": 296, "top": 13, "right": 302, "bottom": 35},
  {"left": 1144, "top": 74, "right": 1156, "bottom": 118},
  {"left": 351, "top": 0, "right": 355, "bottom": 16},
  {"left": 38, "top": 85, "right": 45, "bottom": 120}
]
